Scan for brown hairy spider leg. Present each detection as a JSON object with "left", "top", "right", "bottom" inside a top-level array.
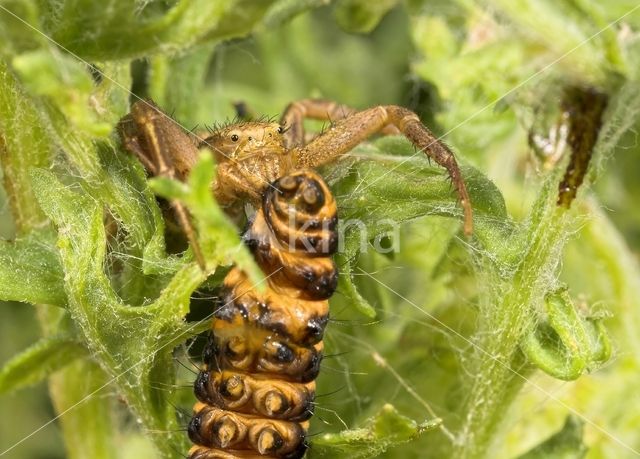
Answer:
[
  {"left": 290, "top": 104, "right": 473, "bottom": 235},
  {"left": 280, "top": 99, "right": 356, "bottom": 148},
  {"left": 120, "top": 101, "right": 199, "bottom": 180},
  {"left": 279, "top": 98, "right": 400, "bottom": 149},
  {"left": 118, "top": 101, "right": 206, "bottom": 268}
]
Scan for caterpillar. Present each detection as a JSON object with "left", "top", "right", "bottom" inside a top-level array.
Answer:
[
  {"left": 556, "top": 86, "right": 608, "bottom": 208},
  {"left": 188, "top": 170, "right": 339, "bottom": 459}
]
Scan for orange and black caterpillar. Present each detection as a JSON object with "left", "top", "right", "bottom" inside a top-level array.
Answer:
[{"left": 188, "top": 170, "right": 338, "bottom": 459}]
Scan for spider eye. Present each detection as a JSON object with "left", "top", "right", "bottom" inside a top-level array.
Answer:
[
  {"left": 277, "top": 126, "right": 284, "bottom": 134},
  {"left": 230, "top": 134, "right": 239, "bottom": 142}
]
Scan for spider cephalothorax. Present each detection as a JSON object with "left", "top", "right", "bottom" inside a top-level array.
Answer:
[
  {"left": 119, "top": 98, "right": 473, "bottom": 267},
  {"left": 206, "top": 121, "right": 286, "bottom": 161},
  {"left": 205, "top": 121, "right": 294, "bottom": 206}
]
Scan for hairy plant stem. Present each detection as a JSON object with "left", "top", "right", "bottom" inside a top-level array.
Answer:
[{"left": 454, "top": 192, "right": 571, "bottom": 458}]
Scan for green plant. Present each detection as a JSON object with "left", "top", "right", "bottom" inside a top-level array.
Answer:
[{"left": 1, "top": 1, "right": 640, "bottom": 458}]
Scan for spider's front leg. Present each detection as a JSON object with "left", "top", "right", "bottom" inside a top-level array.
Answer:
[
  {"left": 280, "top": 98, "right": 400, "bottom": 149},
  {"left": 293, "top": 105, "right": 473, "bottom": 235},
  {"left": 118, "top": 100, "right": 206, "bottom": 268}
]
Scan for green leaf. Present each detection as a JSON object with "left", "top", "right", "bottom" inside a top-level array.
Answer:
[
  {"left": 12, "top": 49, "right": 110, "bottom": 137},
  {"left": 325, "top": 138, "right": 510, "bottom": 321},
  {"left": 329, "top": 137, "right": 509, "bottom": 248},
  {"left": 309, "top": 404, "right": 440, "bottom": 458},
  {"left": 0, "top": 334, "right": 87, "bottom": 394},
  {"left": 262, "top": 0, "right": 333, "bottom": 30},
  {"left": 517, "top": 416, "right": 587, "bottom": 459},
  {"left": 333, "top": 0, "right": 400, "bottom": 33},
  {"left": 32, "top": 168, "right": 203, "bottom": 457},
  {"left": 485, "top": 0, "right": 621, "bottom": 82},
  {"left": 148, "top": 44, "right": 216, "bottom": 127},
  {"left": 0, "top": 58, "right": 52, "bottom": 232},
  {"left": 150, "top": 151, "right": 264, "bottom": 286},
  {"left": 49, "top": 359, "right": 120, "bottom": 459},
  {"left": 39, "top": 94, "right": 167, "bottom": 303},
  {"left": 36, "top": 0, "right": 277, "bottom": 60},
  {"left": 0, "top": 230, "right": 66, "bottom": 307},
  {"left": 336, "top": 253, "right": 377, "bottom": 318},
  {"left": 148, "top": 176, "right": 190, "bottom": 201},
  {"left": 0, "top": 2, "right": 43, "bottom": 56},
  {"left": 520, "top": 288, "right": 611, "bottom": 380}
]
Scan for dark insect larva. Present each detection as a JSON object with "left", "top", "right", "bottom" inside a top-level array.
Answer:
[
  {"left": 188, "top": 170, "right": 338, "bottom": 459},
  {"left": 557, "top": 86, "right": 608, "bottom": 208}
]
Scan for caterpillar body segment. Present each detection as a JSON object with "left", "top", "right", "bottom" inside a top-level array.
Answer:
[{"left": 189, "top": 170, "right": 338, "bottom": 459}]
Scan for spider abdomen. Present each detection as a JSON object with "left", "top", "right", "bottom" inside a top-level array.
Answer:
[{"left": 189, "top": 171, "right": 338, "bottom": 459}]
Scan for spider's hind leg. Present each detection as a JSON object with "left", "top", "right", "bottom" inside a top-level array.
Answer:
[{"left": 279, "top": 99, "right": 358, "bottom": 149}]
